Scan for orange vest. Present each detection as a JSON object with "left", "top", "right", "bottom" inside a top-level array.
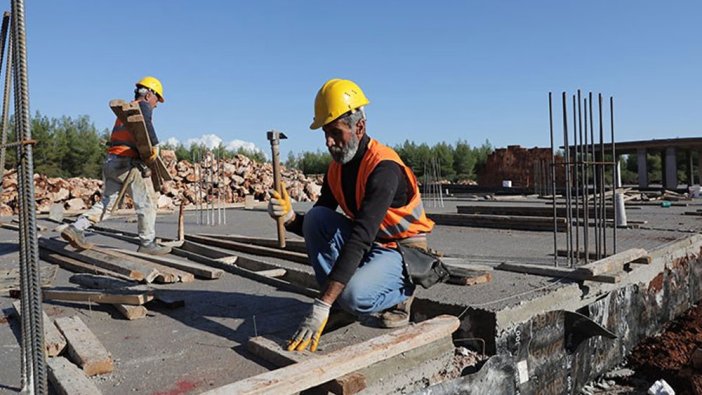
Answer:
[
  {"left": 327, "top": 138, "right": 434, "bottom": 241},
  {"left": 107, "top": 104, "right": 139, "bottom": 158}
]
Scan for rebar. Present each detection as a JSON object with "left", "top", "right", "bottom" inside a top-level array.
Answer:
[
  {"left": 561, "top": 92, "right": 573, "bottom": 267},
  {"left": 0, "top": 12, "right": 10, "bottom": 194},
  {"left": 610, "top": 96, "right": 617, "bottom": 254},
  {"left": 598, "top": 94, "right": 606, "bottom": 258},
  {"left": 548, "top": 93, "right": 557, "bottom": 265},
  {"left": 12, "top": 0, "right": 47, "bottom": 392},
  {"left": 573, "top": 94, "right": 580, "bottom": 267}
]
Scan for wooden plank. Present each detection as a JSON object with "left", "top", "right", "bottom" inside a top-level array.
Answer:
[
  {"left": 203, "top": 315, "right": 460, "bottom": 395},
  {"left": 112, "top": 304, "right": 147, "bottom": 320},
  {"left": 574, "top": 248, "right": 649, "bottom": 277},
  {"left": 179, "top": 240, "right": 319, "bottom": 290},
  {"left": 47, "top": 356, "right": 103, "bottom": 395},
  {"left": 12, "top": 301, "right": 66, "bottom": 357},
  {"left": 112, "top": 248, "right": 223, "bottom": 279},
  {"left": 427, "top": 213, "right": 566, "bottom": 232},
  {"left": 40, "top": 251, "right": 135, "bottom": 282},
  {"left": 187, "top": 234, "right": 309, "bottom": 264},
  {"left": 39, "top": 237, "right": 157, "bottom": 282},
  {"left": 254, "top": 268, "right": 286, "bottom": 278},
  {"left": 93, "top": 247, "right": 180, "bottom": 283},
  {"left": 54, "top": 316, "right": 114, "bottom": 376},
  {"left": 457, "top": 205, "right": 619, "bottom": 218},
  {"left": 197, "top": 233, "right": 308, "bottom": 254},
  {"left": 43, "top": 287, "right": 153, "bottom": 305},
  {"left": 170, "top": 245, "right": 319, "bottom": 299},
  {"left": 496, "top": 261, "right": 589, "bottom": 280}
]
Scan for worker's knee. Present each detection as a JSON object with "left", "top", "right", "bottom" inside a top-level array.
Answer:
[
  {"left": 302, "top": 206, "right": 336, "bottom": 237},
  {"left": 337, "top": 282, "right": 375, "bottom": 315}
]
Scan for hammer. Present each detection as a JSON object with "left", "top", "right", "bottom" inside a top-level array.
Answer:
[{"left": 267, "top": 130, "right": 287, "bottom": 248}]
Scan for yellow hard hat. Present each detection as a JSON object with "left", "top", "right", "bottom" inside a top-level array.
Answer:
[
  {"left": 310, "top": 78, "right": 369, "bottom": 130},
  {"left": 136, "top": 76, "right": 165, "bottom": 102}
]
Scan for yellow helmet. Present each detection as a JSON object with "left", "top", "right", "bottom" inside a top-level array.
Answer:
[
  {"left": 136, "top": 76, "right": 165, "bottom": 102},
  {"left": 310, "top": 78, "right": 369, "bottom": 130}
]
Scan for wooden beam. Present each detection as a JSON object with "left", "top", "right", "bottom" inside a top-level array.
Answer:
[
  {"left": 186, "top": 234, "right": 309, "bottom": 264},
  {"left": 40, "top": 251, "right": 135, "bottom": 282},
  {"left": 112, "top": 304, "right": 147, "bottom": 320},
  {"left": 254, "top": 269, "right": 287, "bottom": 278},
  {"left": 496, "top": 262, "right": 589, "bottom": 280},
  {"left": 197, "top": 233, "right": 308, "bottom": 254},
  {"left": 96, "top": 248, "right": 192, "bottom": 283},
  {"left": 427, "top": 213, "right": 566, "bottom": 232},
  {"left": 12, "top": 301, "right": 66, "bottom": 357},
  {"left": 202, "top": 315, "right": 459, "bottom": 395},
  {"left": 112, "top": 248, "right": 223, "bottom": 279},
  {"left": 179, "top": 240, "right": 319, "bottom": 291},
  {"left": 47, "top": 356, "right": 103, "bottom": 395},
  {"left": 39, "top": 237, "right": 158, "bottom": 282},
  {"left": 43, "top": 287, "right": 153, "bottom": 305},
  {"left": 574, "top": 248, "right": 649, "bottom": 277},
  {"left": 457, "top": 205, "right": 619, "bottom": 218},
  {"left": 54, "top": 316, "right": 114, "bottom": 376}
]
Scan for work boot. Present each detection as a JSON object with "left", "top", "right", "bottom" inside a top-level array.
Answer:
[
  {"left": 377, "top": 295, "right": 414, "bottom": 328},
  {"left": 60, "top": 225, "right": 93, "bottom": 250},
  {"left": 137, "top": 241, "right": 172, "bottom": 256}
]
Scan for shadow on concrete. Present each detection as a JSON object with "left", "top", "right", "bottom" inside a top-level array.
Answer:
[{"left": 0, "top": 242, "right": 19, "bottom": 257}]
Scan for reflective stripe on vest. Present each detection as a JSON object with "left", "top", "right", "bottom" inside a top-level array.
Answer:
[
  {"left": 327, "top": 138, "right": 434, "bottom": 241},
  {"left": 106, "top": 117, "right": 139, "bottom": 157}
]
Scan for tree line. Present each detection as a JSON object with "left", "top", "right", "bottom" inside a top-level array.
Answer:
[
  {"left": 2, "top": 112, "right": 684, "bottom": 186},
  {"left": 285, "top": 139, "right": 494, "bottom": 181}
]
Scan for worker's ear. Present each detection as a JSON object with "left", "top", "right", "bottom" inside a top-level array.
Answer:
[{"left": 355, "top": 118, "right": 366, "bottom": 138}]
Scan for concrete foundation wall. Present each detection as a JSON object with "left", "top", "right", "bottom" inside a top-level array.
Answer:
[{"left": 420, "top": 236, "right": 702, "bottom": 394}]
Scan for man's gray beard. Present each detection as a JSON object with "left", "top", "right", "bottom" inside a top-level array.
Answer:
[{"left": 330, "top": 134, "right": 359, "bottom": 164}]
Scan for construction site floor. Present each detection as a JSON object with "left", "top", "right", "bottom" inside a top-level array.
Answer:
[{"left": 1, "top": 197, "right": 701, "bottom": 394}]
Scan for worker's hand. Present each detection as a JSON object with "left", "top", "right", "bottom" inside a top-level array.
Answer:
[
  {"left": 146, "top": 146, "right": 159, "bottom": 164},
  {"left": 288, "top": 299, "right": 331, "bottom": 352},
  {"left": 268, "top": 181, "right": 294, "bottom": 224}
]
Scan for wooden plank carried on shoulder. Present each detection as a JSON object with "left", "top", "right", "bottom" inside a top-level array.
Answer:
[
  {"left": 47, "top": 356, "right": 103, "bottom": 395},
  {"left": 12, "top": 301, "right": 66, "bottom": 357},
  {"left": 54, "top": 316, "right": 114, "bottom": 376},
  {"left": 203, "top": 315, "right": 460, "bottom": 395}
]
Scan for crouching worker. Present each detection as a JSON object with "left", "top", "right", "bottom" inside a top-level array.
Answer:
[
  {"left": 267, "top": 78, "right": 435, "bottom": 352},
  {"left": 61, "top": 76, "right": 171, "bottom": 256}
]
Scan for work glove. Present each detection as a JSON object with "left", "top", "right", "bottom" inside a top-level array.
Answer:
[
  {"left": 287, "top": 298, "right": 331, "bottom": 352},
  {"left": 145, "top": 146, "right": 159, "bottom": 164},
  {"left": 268, "top": 181, "right": 294, "bottom": 224}
]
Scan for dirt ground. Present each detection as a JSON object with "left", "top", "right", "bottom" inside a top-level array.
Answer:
[{"left": 589, "top": 303, "right": 702, "bottom": 395}]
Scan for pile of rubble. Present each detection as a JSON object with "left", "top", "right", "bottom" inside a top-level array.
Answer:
[{"left": 0, "top": 150, "right": 322, "bottom": 216}]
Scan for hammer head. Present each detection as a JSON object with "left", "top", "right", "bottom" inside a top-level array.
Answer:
[{"left": 266, "top": 130, "right": 288, "bottom": 143}]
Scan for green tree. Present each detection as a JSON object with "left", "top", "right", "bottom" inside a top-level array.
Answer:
[{"left": 432, "top": 142, "right": 455, "bottom": 179}]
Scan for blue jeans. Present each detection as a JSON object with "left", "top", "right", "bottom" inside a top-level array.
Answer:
[{"left": 302, "top": 206, "right": 414, "bottom": 315}]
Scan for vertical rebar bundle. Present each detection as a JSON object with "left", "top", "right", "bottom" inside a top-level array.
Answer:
[
  {"left": 11, "top": 0, "right": 47, "bottom": 392},
  {"left": 548, "top": 90, "right": 618, "bottom": 267}
]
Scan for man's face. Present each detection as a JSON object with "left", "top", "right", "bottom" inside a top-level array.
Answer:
[
  {"left": 146, "top": 91, "right": 159, "bottom": 108},
  {"left": 323, "top": 116, "right": 363, "bottom": 164}
]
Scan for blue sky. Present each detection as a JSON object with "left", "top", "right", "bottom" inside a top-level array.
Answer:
[{"left": 23, "top": 1, "right": 702, "bottom": 157}]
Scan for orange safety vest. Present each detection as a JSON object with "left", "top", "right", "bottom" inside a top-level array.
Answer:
[
  {"left": 106, "top": 102, "right": 139, "bottom": 158},
  {"left": 327, "top": 138, "right": 434, "bottom": 242}
]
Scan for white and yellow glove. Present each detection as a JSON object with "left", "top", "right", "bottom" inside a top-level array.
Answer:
[
  {"left": 268, "top": 181, "right": 294, "bottom": 224},
  {"left": 287, "top": 298, "right": 331, "bottom": 352},
  {"left": 146, "top": 146, "right": 159, "bottom": 164}
]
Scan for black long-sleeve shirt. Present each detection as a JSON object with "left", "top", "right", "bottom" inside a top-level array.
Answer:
[
  {"left": 287, "top": 134, "right": 411, "bottom": 285},
  {"left": 138, "top": 101, "right": 159, "bottom": 146}
]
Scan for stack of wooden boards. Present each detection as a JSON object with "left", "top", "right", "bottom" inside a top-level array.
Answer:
[
  {"left": 37, "top": 236, "right": 223, "bottom": 320},
  {"left": 12, "top": 302, "right": 112, "bottom": 394},
  {"left": 108, "top": 99, "right": 172, "bottom": 191},
  {"left": 427, "top": 203, "right": 645, "bottom": 232}
]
